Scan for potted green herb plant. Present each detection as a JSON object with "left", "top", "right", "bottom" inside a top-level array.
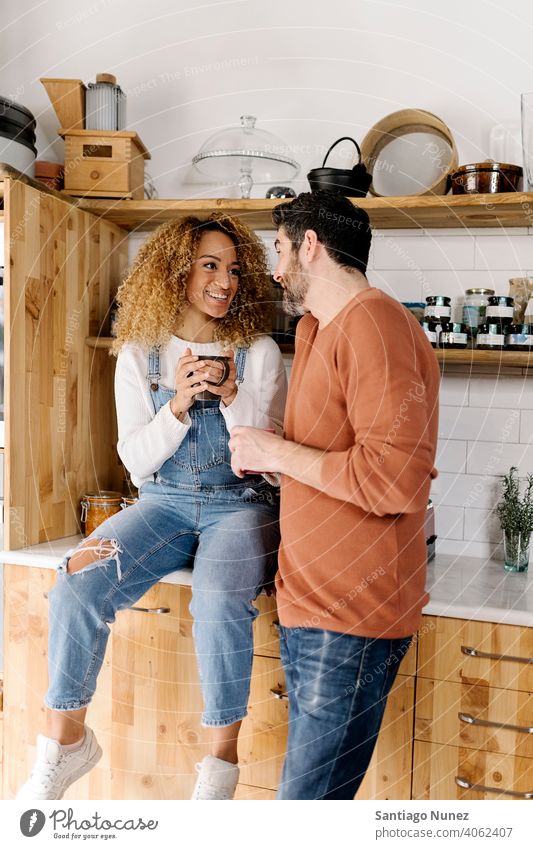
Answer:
[{"left": 495, "top": 466, "right": 533, "bottom": 572}]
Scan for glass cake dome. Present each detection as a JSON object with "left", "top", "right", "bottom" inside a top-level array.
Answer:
[{"left": 192, "top": 115, "right": 300, "bottom": 198}]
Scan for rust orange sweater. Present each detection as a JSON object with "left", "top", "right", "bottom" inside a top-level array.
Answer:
[{"left": 275, "top": 287, "right": 440, "bottom": 638}]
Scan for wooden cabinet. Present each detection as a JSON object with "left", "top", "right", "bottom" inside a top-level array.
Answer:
[{"left": 413, "top": 615, "right": 533, "bottom": 800}]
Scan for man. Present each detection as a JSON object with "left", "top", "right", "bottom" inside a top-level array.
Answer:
[{"left": 229, "top": 190, "right": 440, "bottom": 800}]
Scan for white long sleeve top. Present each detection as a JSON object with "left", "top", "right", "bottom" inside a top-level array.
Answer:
[{"left": 114, "top": 334, "right": 288, "bottom": 488}]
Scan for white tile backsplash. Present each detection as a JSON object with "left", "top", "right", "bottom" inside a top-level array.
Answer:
[
  {"left": 465, "top": 441, "right": 533, "bottom": 477},
  {"left": 474, "top": 235, "right": 533, "bottom": 271},
  {"left": 463, "top": 507, "right": 502, "bottom": 544},
  {"left": 436, "top": 537, "right": 504, "bottom": 560},
  {"left": 519, "top": 410, "right": 533, "bottom": 444},
  {"left": 431, "top": 472, "right": 500, "bottom": 510},
  {"left": 469, "top": 375, "right": 533, "bottom": 409},
  {"left": 439, "top": 406, "right": 520, "bottom": 442},
  {"left": 436, "top": 439, "right": 467, "bottom": 473},
  {"left": 373, "top": 235, "right": 476, "bottom": 271},
  {"left": 435, "top": 505, "right": 464, "bottom": 541},
  {"left": 439, "top": 375, "right": 470, "bottom": 407}
]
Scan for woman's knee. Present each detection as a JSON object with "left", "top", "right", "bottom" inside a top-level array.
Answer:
[{"left": 57, "top": 537, "right": 124, "bottom": 584}]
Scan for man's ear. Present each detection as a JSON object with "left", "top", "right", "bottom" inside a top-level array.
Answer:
[{"left": 302, "top": 229, "right": 320, "bottom": 261}]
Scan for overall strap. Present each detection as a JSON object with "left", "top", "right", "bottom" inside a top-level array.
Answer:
[
  {"left": 147, "top": 345, "right": 161, "bottom": 390},
  {"left": 234, "top": 347, "right": 247, "bottom": 384}
]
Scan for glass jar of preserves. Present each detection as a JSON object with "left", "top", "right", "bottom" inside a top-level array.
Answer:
[
  {"left": 476, "top": 322, "right": 507, "bottom": 350},
  {"left": 462, "top": 287, "right": 494, "bottom": 334},
  {"left": 439, "top": 322, "right": 469, "bottom": 349},
  {"left": 505, "top": 324, "right": 533, "bottom": 351},
  {"left": 421, "top": 320, "right": 440, "bottom": 348},
  {"left": 486, "top": 295, "right": 514, "bottom": 325},
  {"left": 121, "top": 495, "right": 139, "bottom": 510},
  {"left": 424, "top": 295, "right": 451, "bottom": 321},
  {"left": 80, "top": 491, "right": 123, "bottom": 536}
]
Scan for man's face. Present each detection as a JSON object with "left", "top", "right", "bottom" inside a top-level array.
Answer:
[{"left": 273, "top": 228, "right": 310, "bottom": 316}]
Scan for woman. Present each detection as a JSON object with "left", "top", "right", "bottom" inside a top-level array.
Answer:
[{"left": 18, "top": 214, "right": 287, "bottom": 801}]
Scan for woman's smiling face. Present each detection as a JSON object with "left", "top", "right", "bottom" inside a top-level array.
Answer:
[{"left": 185, "top": 230, "right": 241, "bottom": 321}]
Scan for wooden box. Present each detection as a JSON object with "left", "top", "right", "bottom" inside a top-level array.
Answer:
[{"left": 59, "top": 128, "right": 150, "bottom": 199}]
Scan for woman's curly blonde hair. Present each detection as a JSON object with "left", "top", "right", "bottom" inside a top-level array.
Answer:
[{"left": 111, "top": 213, "right": 271, "bottom": 354}]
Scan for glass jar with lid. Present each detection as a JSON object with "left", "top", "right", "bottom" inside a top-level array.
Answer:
[
  {"left": 424, "top": 296, "right": 451, "bottom": 321},
  {"left": 80, "top": 491, "right": 123, "bottom": 537},
  {"left": 421, "top": 320, "right": 441, "bottom": 348},
  {"left": 505, "top": 324, "right": 533, "bottom": 351},
  {"left": 476, "top": 322, "right": 507, "bottom": 350},
  {"left": 462, "top": 287, "right": 494, "bottom": 334},
  {"left": 486, "top": 296, "right": 514, "bottom": 325},
  {"left": 439, "top": 322, "right": 469, "bottom": 349}
]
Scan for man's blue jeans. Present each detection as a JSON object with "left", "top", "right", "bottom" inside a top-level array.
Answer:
[{"left": 277, "top": 625, "right": 412, "bottom": 800}]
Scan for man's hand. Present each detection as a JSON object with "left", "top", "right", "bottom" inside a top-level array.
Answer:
[{"left": 229, "top": 426, "right": 287, "bottom": 478}]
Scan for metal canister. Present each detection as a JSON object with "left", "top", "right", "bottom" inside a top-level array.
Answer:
[{"left": 80, "top": 491, "right": 123, "bottom": 536}]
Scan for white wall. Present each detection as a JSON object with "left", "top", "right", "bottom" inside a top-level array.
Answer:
[{"left": 4, "top": 0, "right": 533, "bottom": 557}]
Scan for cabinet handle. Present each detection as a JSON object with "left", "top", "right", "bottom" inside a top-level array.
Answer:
[
  {"left": 458, "top": 711, "right": 533, "bottom": 735},
  {"left": 130, "top": 606, "right": 171, "bottom": 614},
  {"left": 461, "top": 645, "right": 533, "bottom": 665},
  {"left": 90, "top": 170, "right": 100, "bottom": 180},
  {"left": 269, "top": 687, "right": 288, "bottom": 701},
  {"left": 455, "top": 776, "right": 533, "bottom": 799}
]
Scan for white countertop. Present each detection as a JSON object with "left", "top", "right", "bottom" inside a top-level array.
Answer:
[
  {"left": 2, "top": 539, "right": 533, "bottom": 626},
  {"left": 0, "top": 535, "right": 193, "bottom": 586}
]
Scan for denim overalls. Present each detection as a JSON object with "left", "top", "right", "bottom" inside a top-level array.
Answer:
[{"left": 46, "top": 346, "right": 280, "bottom": 728}]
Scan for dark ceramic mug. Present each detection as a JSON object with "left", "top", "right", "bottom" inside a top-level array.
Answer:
[{"left": 191, "top": 355, "right": 230, "bottom": 400}]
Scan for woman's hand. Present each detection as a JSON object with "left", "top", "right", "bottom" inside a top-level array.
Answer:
[
  {"left": 169, "top": 348, "right": 209, "bottom": 420},
  {"left": 199, "top": 350, "right": 238, "bottom": 406}
]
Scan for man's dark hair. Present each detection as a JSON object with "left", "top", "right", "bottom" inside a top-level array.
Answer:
[{"left": 271, "top": 190, "right": 372, "bottom": 274}]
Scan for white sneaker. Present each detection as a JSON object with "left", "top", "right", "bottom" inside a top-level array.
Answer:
[
  {"left": 16, "top": 727, "right": 102, "bottom": 800},
  {"left": 191, "top": 755, "right": 240, "bottom": 800}
]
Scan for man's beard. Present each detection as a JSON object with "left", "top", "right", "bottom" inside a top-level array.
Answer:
[{"left": 282, "top": 254, "right": 310, "bottom": 316}]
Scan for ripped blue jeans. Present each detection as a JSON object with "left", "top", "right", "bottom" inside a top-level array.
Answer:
[{"left": 44, "top": 479, "right": 279, "bottom": 726}]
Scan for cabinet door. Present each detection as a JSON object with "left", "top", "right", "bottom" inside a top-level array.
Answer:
[
  {"left": 412, "top": 740, "right": 533, "bottom": 800},
  {"left": 415, "top": 677, "right": 533, "bottom": 759},
  {"left": 3, "top": 176, "right": 128, "bottom": 549},
  {"left": 84, "top": 582, "right": 208, "bottom": 801},
  {"left": 3, "top": 564, "right": 56, "bottom": 799},
  {"left": 356, "top": 674, "right": 415, "bottom": 800},
  {"left": 418, "top": 615, "right": 533, "bottom": 692}
]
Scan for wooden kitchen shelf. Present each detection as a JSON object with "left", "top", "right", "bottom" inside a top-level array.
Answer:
[
  {"left": 435, "top": 348, "right": 533, "bottom": 367},
  {"left": 76, "top": 192, "right": 533, "bottom": 232},
  {"left": 86, "top": 336, "right": 533, "bottom": 368},
  {"left": 86, "top": 336, "right": 115, "bottom": 349}
]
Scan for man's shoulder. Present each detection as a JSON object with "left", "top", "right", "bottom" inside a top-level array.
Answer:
[{"left": 341, "top": 288, "right": 426, "bottom": 337}]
